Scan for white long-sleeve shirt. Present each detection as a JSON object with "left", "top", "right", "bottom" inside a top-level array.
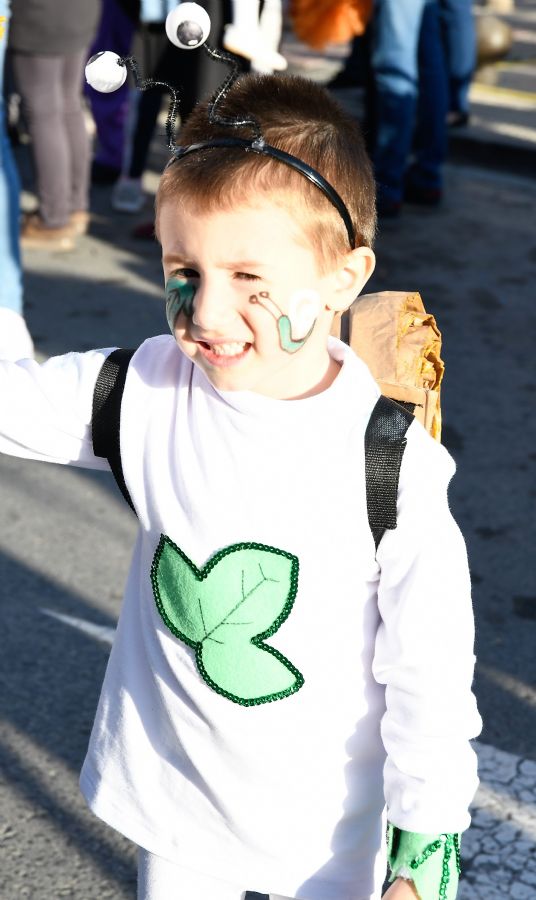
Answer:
[{"left": 0, "top": 336, "right": 481, "bottom": 899}]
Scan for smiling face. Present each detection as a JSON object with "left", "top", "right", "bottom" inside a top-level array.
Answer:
[{"left": 159, "top": 198, "right": 364, "bottom": 399}]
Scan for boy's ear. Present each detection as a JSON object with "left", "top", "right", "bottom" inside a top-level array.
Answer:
[{"left": 326, "top": 246, "right": 376, "bottom": 313}]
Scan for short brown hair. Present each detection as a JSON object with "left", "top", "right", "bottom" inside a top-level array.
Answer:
[{"left": 156, "top": 73, "right": 376, "bottom": 272}]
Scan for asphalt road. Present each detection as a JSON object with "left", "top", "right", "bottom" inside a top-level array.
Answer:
[{"left": 0, "top": 156, "right": 535, "bottom": 897}]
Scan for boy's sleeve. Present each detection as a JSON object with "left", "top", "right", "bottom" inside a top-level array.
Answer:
[
  {"left": 372, "top": 421, "right": 482, "bottom": 835},
  {"left": 0, "top": 350, "right": 117, "bottom": 469}
]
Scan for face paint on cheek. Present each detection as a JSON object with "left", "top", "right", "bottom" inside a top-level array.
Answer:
[
  {"left": 249, "top": 289, "right": 320, "bottom": 354},
  {"left": 287, "top": 289, "right": 321, "bottom": 342},
  {"left": 165, "top": 277, "right": 197, "bottom": 333}
]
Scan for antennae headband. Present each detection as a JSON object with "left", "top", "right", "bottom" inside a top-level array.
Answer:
[
  {"left": 170, "top": 137, "right": 356, "bottom": 249},
  {"left": 85, "top": 3, "right": 357, "bottom": 250}
]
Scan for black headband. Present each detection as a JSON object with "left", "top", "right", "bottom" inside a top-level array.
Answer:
[{"left": 169, "top": 136, "right": 356, "bottom": 250}]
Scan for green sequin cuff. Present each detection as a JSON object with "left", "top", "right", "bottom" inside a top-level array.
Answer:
[{"left": 387, "top": 823, "right": 461, "bottom": 900}]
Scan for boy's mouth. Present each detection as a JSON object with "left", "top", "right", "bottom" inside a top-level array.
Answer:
[{"left": 196, "top": 340, "right": 252, "bottom": 366}]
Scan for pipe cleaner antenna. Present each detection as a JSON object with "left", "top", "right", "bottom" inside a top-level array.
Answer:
[
  {"left": 122, "top": 56, "right": 182, "bottom": 154},
  {"left": 85, "top": 51, "right": 182, "bottom": 154},
  {"left": 202, "top": 44, "right": 263, "bottom": 141},
  {"left": 165, "top": 4, "right": 263, "bottom": 140}
]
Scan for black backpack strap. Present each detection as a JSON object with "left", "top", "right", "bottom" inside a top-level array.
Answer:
[
  {"left": 92, "top": 348, "right": 136, "bottom": 513},
  {"left": 365, "top": 396, "right": 414, "bottom": 549}
]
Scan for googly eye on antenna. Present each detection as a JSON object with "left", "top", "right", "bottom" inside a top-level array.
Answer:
[{"left": 165, "top": 2, "right": 211, "bottom": 50}]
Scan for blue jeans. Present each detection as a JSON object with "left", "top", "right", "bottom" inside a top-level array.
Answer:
[
  {"left": 0, "top": 0, "right": 23, "bottom": 313},
  {"left": 370, "top": 0, "right": 448, "bottom": 204},
  {"left": 439, "top": 0, "right": 476, "bottom": 115}
]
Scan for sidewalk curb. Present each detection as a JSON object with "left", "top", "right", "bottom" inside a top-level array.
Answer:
[{"left": 448, "top": 132, "right": 536, "bottom": 179}]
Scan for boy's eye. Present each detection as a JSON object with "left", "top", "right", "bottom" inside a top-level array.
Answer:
[
  {"left": 234, "top": 272, "right": 260, "bottom": 281},
  {"left": 172, "top": 267, "right": 199, "bottom": 279}
]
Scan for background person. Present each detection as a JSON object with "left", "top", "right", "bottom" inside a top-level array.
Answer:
[
  {"left": 223, "top": 0, "right": 287, "bottom": 73},
  {"left": 9, "top": 0, "right": 101, "bottom": 250},
  {"left": 440, "top": 0, "right": 476, "bottom": 127},
  {"left": 86, "top": 0, "right": 140, "bottom": 185},
  {"left": 366, "top": 0, "right": 449, "bottom": 216},
  {"left": 112, "top": 0, "right": 233, "bottom": 214},
  {"left": 0, "top": 0, "right": 33, "bottom": 358},
  {"left": 114, "top": 0, "right": 240, "bottom": 229}
]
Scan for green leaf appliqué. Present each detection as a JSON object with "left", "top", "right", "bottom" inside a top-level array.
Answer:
[{"left": 151, "top": 536, "right": 304, "bottom": 706}]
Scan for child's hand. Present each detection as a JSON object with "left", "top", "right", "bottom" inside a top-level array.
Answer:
[{"left": 382, "top": 878, "right": 420, "bottom": 899}]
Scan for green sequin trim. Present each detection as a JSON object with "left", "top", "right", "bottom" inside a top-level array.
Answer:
[
  {"left": 388, "top": 824, "right": 461, "bottom": 900},
  {"left": 150, "top": 536, "right": 304, "bottom": 706}
]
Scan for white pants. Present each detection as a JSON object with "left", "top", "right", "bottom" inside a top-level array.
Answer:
[{"left": 137, "top": 849, "right": 294, "bottom": 900}]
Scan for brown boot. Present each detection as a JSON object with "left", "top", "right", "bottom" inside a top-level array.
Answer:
[{"left": 20, "top": 213, "right": 75, "bottom": 251}]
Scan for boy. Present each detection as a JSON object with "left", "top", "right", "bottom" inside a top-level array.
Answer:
[{"left": 0, "top": 73, "right": 481, "bottom": 899}]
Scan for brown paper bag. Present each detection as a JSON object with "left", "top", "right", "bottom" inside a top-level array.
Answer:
[{"left": 331, "top": 291, "right": 444, "bottom": 440}]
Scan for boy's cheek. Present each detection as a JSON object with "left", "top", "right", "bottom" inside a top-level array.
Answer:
[{"left": 172, "top": 323, "right": 194, "bottom": 355}]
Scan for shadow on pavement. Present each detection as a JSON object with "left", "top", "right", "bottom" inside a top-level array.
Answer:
[{"left": 0, "top": 547, "right": 137, "bottom": 896}]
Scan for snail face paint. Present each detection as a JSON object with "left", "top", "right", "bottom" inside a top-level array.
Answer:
[
  {"left": 249, "top": 289, "right": 321, "bottom": 354},
  {"left": 165, "top": 275, "right": 197, "bottom": 333}
]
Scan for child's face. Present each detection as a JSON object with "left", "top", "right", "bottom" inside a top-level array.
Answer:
[{"left": 160, "top": 197, "right": 347, "bottom": 399}]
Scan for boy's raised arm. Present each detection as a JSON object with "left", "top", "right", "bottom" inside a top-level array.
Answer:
[{"left": 0, "top": 350, "right": 117, "bottom": 470}]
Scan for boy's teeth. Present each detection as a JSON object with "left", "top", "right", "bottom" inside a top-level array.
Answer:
[{"left": 210, "top": 342, "right": 247, "bottom": 356}]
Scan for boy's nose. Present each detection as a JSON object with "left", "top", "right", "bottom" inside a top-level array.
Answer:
[{"left": 191, "top": 283, "right": 240, "bottom": 334}]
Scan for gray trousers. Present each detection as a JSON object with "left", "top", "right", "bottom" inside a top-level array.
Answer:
[{"left": 12, "top": 49, "right": 90, "bottom": 227}]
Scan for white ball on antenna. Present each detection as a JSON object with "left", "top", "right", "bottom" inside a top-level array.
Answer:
[
  {"left": 85, "top": 51, "right": 127, "bottom": 93},
  {"left": 165, "top": 3, "right": 211, "bottom": 50}
]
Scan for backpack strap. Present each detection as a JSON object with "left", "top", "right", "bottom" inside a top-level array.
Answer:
[
  {"left": 92, "top": 348, "right": 136, "bottom": 513},
  {"left": 365, "top": 395, "right": 414, "bottom": 549}
]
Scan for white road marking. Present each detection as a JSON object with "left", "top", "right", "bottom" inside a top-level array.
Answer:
[
  {"left": 478, "top": 662, "right": 536, "bottom": 708},
  {"left": 40, "top": 607, "right": 116, "bottom": 645}
]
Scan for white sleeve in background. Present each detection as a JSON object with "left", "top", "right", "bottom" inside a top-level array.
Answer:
[
  {"left": 372, "top": 421, "right": 482, "bottom": 834},
  {"left": 0, "top": 350, "right": 116, "bottom": 470}
]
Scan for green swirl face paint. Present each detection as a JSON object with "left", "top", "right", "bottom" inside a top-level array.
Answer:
[
  {"left": 165, "top": 276, "right": 197, "bottom": 333},
  {"left": 250, "top": 290, "right": 320, "bottom": 354}
]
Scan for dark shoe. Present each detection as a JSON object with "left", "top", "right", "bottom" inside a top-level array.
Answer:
[
  {"left": 377, "top": 197, "right": 402, "bottom": 218},
  {"left": 447, "top": 111, "right": 470, "bottom": 128},
  {"left": 404, "top": 183, "right": 442, "bottom": 207},
  {"left": 7, "top": 124, "right": 21, "bottom": 146},
  {"left": 326, "top": 69, "right": 359, "bottom": 90},
  {"left": 91, "top": 161, "right": 121, "bottom": 185},
  {"left": 131, "top": 221, "right": 156, "bottom": 240}
]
